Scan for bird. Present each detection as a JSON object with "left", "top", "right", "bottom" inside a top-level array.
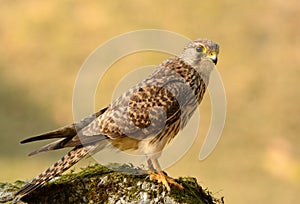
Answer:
[{"left": 14, "top": 38, "right": 219, "bottom": 201}]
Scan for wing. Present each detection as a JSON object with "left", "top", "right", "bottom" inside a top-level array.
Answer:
[
  {"left": 81, "top": 60, "right": 202, "bottom": 141},
  {"left": 82, "top": 80, "right": 188, "bottom": 141},
  {"left": 21, "top": 107, "right": 109, "bottom": 156}
]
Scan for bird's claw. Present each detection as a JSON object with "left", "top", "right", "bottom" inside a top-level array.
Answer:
[{"left": 149, "top": 171, "right": 184, "bottom": 191}]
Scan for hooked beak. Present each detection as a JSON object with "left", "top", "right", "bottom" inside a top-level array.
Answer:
[
  {"left": 209, "top": 53, "right": 218, "bottom": 65},
  {"left": 212, "top": 56, "right": 218, "bottom": 65}
]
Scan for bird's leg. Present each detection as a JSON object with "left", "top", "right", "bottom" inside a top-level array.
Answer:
[
  {"left": 135, "top": 158, "right": 156, "bottom": 175},
  {"left": 147, "top": 158, "right": 156, "bottom": 172},
  {"left": 147, "top": 158, "right": 184, "bottom": 191}
]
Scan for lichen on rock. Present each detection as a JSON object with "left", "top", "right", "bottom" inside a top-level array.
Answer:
[{"left": 0, "top": 164, "right": 224, "bottom": 204}]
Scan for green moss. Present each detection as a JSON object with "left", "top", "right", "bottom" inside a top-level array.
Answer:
[
  {"left": 0, "top": 181, "right": 27, "bottom": 203},
  {"left": 53, "top": 163, "right": 111, "bottom": 184},
  {"left": 1, "top": 164, "right": 224, "bottom": 203}
]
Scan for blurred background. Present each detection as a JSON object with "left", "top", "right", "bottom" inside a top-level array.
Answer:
[{"left": 0, "top": 0, "right": 299, "bottom": 203}]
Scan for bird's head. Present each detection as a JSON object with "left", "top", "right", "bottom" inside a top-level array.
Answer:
[{"left": 178, "top": 38, "right": 219, "bottom": 67}]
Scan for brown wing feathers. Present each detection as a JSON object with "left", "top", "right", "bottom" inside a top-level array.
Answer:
[
  {"left": 20, "top": 107, "right": 108, "bottom": 144},
  {"left": 20, "top": 107, "right": 109, "bottom": 156}
]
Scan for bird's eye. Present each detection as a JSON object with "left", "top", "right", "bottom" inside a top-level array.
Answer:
[{"left": 195, "top": 46, "right": 205, "bottom": 53}]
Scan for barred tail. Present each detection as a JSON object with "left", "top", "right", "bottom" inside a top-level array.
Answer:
[{"left": 14, "top": 145, "right": 93, "bottom": 201}]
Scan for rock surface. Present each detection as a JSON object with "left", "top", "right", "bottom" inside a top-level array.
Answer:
[{"left": 0, "top": 164, "right": 224, "bottom": 204}]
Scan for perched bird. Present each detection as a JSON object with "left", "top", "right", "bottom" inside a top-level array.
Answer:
[{"left": 14, "top": 38, "right": 219, "bottom": 201}]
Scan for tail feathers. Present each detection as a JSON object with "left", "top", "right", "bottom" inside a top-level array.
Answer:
[{"left": 14, "top": 145, "right": 94, "bottom": 201}]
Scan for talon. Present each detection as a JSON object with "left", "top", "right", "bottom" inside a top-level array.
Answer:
[{"left": 149, "top": 171, "right": 184, "bottom": 191}]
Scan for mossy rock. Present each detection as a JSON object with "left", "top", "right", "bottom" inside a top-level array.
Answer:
[{"left": 0, "top": 164, "right": 224, "bottom": 204}]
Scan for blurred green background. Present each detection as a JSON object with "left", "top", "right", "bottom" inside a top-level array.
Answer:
[{"left": 0, "top": 0, "right": 299, "bottom": 203}]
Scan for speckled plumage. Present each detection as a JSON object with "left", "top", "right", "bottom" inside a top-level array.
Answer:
[{"left": 14, "top": 38, "right": 219, "bottom": 200}]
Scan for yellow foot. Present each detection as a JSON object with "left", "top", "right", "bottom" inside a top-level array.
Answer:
[{"left": 149, "top": 171, "right": 184, "bottom": 191}]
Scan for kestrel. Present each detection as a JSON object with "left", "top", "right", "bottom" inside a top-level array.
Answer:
[{"left": 14, "top": 38, "right": 219, "bottom": 201}]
